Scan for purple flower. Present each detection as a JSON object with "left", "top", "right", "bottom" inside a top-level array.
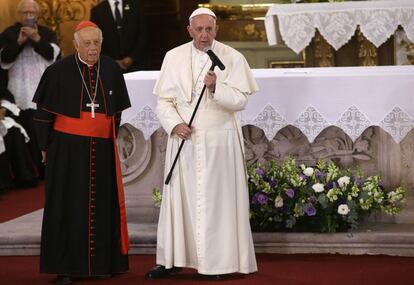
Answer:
[
  {"left": 326, "top": 181, "right": 334, "bottom": 190},
  {"left": 300, "top": 174, "right": 308, "bottom": 181},
  {"left": 285, "top": 188, "right": 295, "bottom": 198},
  {"left": 252, "top": 192, "right": 268, "bottom": 205},
  {"left": 354, "top": 176, "right": 362, "bottom": 186},
  {"left": 305, "top": 203, "right": 316, "bottom": 216},
  {"left": 269, "top": 179, "right": 278, "bottom": 188},
  {"left": 255, "top": 168, "right": 265, "bottom": 177},
  {"left": 316, "top": 171, "right": 326, "bottom": 181}
]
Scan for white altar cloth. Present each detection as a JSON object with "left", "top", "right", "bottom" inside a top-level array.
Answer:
[
  {"left": 122, "top": 65, "right": 414, "bottom": 143},
  {"left": 264, "top": 0, "right": 414, "bottom": 53}
]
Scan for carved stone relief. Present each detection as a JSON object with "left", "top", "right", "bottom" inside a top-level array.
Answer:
[
  {"left": 121, "top": 127, "right": 167, "bottom": 223},
  {"left": 117, "top": 123, "right": 152, "bottom": 183},
  {"left": 243, "top": 125, "right": 374, "bottom": 169},
  {"left": 122, "top": 124, "right": 413, "bottom": 224}
]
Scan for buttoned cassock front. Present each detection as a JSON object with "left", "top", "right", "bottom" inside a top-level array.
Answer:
[{"left": 154, "top": 41, "right": 258, "bottom": 274}]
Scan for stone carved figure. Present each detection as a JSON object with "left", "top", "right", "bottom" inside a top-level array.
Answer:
[{"left": 243, "top": 125, "right": 374, "bottom": 168}]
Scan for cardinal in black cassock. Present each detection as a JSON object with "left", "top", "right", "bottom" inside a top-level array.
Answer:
[{"left": 32, "top": 21, "right": 131, "bottom": 282}]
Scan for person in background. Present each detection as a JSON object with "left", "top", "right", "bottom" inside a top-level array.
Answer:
[
  {"left": 91, "top": 0, "right": 147, "bottom": 72},
  {"left": 145, "top": 7, "right": 258, "bottom": 280},
  {"left": 0, "top": 0, "right": 60, "bottom": 179},
  {"left": 33, "top": 21, "right": 130, "bottom": 285},
  {"left": 0, "top": 80, "right": 37, "bottom": 191}
]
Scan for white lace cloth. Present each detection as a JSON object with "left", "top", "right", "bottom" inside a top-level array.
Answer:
[
  {"left": 264, "top": 0, "right": 414, "bottom": 54},
  {"left": 122, "top": 65, "right": 414, "bottom": 143}
]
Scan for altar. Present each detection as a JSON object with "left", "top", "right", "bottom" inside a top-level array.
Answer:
[
  {"left": 120, "top": 66, "right": 414, "bottom": 225},
  {"left": 123, "top": 66, "right": 414, "bottom": 144}
]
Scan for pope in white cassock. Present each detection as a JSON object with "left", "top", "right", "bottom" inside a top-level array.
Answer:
[{"left": 145, "top": 7, "right": 258, "bottom": 280}]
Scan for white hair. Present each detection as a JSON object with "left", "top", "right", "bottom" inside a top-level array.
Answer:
[
  {"left": 17, "top": 0, "right": 39, "bottom": 13},
  {"left": 74, "top": 27, "right": 103, "bottom": 44}
]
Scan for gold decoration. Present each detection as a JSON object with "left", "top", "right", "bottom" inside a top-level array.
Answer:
[
  {"left": 199, "top": 3, "right": 272, "bottom": 21},
  {"left": 400, "top": 40, "right": 414, "bottom": 64},
  {"left": 268, "top": 60, "right": 305, "bottom": 68},
  {"left": 356, "top": 27, "right": 378, "bottom": 66},
  {"left": 218, "top": 20, "right": 267, "bottom": 42},
  {"left": 198, "top": 3, "right": 270, "bottom": 42},
  {"left": 394, "top": 30, "right": 414, "bottom": 65},
  {"left": 36, "top": 0, "right": 100, "bottom": 44},
  {"left": 313, "top": 30, "right": 334, "bottom": 67}
]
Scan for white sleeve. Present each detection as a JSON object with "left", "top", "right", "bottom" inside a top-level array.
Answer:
[{"left": 156, "top": 97, "right": 185, "bottom": 135}]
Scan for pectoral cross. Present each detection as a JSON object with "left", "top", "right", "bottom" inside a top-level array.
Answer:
[{"left": 86, "top": 102, "right": 100, "bottom": 118}]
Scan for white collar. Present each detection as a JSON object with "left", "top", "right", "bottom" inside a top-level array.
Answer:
[
  {"left": 191, "top": 40, "right": 216, "bottom": 55},
  {"left": 108, "top": 0, "right": 124, "bottom": 10},
  {"left": 109, "top": 0, "right": 123, "bottom": 5},
  {"left": 108, "top": 0, "right": 123, "bottom": 17},
  {"left": 77, "top": 53, "right": 95, "bottom": 67}
]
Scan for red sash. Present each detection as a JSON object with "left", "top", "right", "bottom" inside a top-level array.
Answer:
[{"left": 53, "top": 112, "right": 130, "bottom": 254}]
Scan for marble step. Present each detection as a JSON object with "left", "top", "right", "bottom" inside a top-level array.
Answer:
[{"left": 2, "top": 210, "right": 414, "bottom": 256}]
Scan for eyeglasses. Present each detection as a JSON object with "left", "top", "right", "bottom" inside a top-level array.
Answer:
[{"left": 19, "top": 10, "right": 37, "bottom": 16}]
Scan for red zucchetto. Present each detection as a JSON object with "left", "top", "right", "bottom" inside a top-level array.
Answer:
[{"left": 75, "top": 20, "right": 98, "bottom": 32}]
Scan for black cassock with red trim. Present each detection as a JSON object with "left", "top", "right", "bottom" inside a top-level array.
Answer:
[{"left": 33, "top": 54, "right": 131, "bottom": 276}]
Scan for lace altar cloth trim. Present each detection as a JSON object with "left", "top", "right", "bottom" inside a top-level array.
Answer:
[
  {"left": 122, "top": 104, "right": 414, "bottom": 143},
  {"left": 265, "top": 0, "right": 414, "bottom": 53},
  {"left": 121, "top": 66, "right": 414, "bottom": 143}
]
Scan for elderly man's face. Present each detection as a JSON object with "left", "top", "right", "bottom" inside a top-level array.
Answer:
[
  {"left": 187, "top": 14, "right": 218, "bottom": 51},
  {"left": 18, "top": 1, "right": 38, "bottom": 26},
  {"left": 74, "top": 27, "right": 102, "bottom": 65}
]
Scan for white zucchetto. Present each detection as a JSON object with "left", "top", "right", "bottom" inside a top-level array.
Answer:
[{"left": 189, "top": 7, "right": 217, "bottom": 20}]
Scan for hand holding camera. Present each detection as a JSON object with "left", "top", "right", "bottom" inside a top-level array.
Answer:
[{"left": 18, "top": 17, "right": 40, "bottom": 45}]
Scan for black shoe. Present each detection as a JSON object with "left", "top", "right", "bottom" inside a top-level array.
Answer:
[
  {"left": 94, "top": 274, "right": 112, "bottom": 280},
  {"left": 145, "top": 265, "right": 182, "bottom": 279},
  {"left": 210, "top": 274, "right": 225, "bottom": 280},
  {"left": 197, "top": 274, "right": 226, "bottom": 280},
  {"left": 55, "top": 275, "right": 72, "bottom": 285}
]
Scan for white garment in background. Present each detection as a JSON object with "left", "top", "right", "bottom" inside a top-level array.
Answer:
[
  {"left": 0, "top": 100, "right": 29, "bottom": 154},
  {"left": 154, "top": 40, "right": 258, "bottom": 274},
  {"left": 0, "top": 43, "right": 59, "bottom": 110}
]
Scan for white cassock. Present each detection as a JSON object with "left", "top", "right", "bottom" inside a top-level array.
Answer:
[{"left": 154, "top": 40, "right": 258, "bottom": 275}]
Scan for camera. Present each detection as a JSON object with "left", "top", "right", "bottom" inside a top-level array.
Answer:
[{"left": 25, "top": 18, "right": 36, "bottom": 28}]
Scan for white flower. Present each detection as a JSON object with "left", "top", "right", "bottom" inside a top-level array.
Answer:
[
  {"left": 300, "top": 164, "right": 306, "bottom": 170},
  {"left": 274, "top": 196, "right": 284, "bottom": 208},
  {"left": 337, "top": 204, "right": 350, "bottom": 215},
  {"left": 312, "top": 183, "right": 324, "bottom": 193},
  {"left": 337, "top": 176, "right": 350, "bottom": 188},
  {"left": 303, "top": 167, "right": 314, "bottom": 176},
  {"left": 327, "top": 189, "right": 339, "bottom": 201}
]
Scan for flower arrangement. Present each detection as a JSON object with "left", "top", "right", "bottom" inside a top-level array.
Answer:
[{"left": 248, "top": 157, "right": 405, "bottom": 233}]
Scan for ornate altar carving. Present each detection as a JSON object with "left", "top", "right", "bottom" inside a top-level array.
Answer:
[
  {"left": 36, "top": 0, "right": 99, "bottom": 43},
  {"left": 356, "top": 27, "right": 378, "bottom": 66},
  {"left": 395, "top": 30, "right": 414, "bottom": 65},
  {"left": 199, "top": 3, "right": 271, "bottom": 42},
  {"left": 313, "top": 30, "right": 334, "bottom": 67},
  {"left": 243, "top": 125, "right": 373, "bottom": 168}
]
